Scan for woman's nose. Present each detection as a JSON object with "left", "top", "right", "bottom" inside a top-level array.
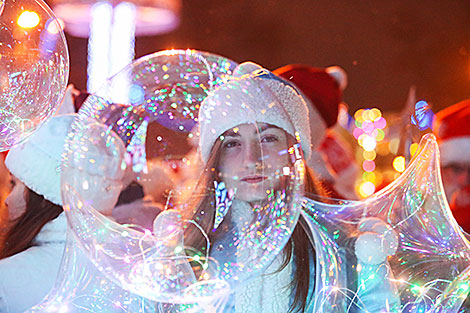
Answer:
[{"left": 243, "top": 142, "right": 262, "bottom": 169}]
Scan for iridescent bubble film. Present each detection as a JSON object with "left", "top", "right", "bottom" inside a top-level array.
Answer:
[
  {"left": 300, "top": 134, "right": 470, "bottom": 312},
  {"left": 57, "top": 51, "right": 470, "bottom": 311},
  {"left": 61, "top": 55, "right": 305, "bottom": 309},
  {"left": 26, "top": 229, "right": 156, "bottom": 313},
  {"left": 0, "top": 0, "right": 68, "bottom": 151},
  {"left": 97, "top": 49, "right": 238, "bottom": 134}
]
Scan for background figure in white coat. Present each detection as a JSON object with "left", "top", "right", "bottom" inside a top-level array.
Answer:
[{"left": 0, "top": 114, "right": 76, "bottom": 312}]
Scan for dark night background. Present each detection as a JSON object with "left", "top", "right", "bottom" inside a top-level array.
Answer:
[{"left": 56, "top": 0, "right": 470, "bottom": 113}]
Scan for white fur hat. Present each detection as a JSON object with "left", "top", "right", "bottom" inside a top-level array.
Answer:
[
  {"left": 5, "top": 114, "right": 77, "bottom": 206},
  {"left": 198, "top": 62, "right": 311, "bottom": 163}
]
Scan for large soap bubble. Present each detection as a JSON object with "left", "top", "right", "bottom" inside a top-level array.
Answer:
[
  {"left": 0, "top": 0, "right": 68, "bottom": 151},
  {"left": 61, "top": 52, "right": 306, "bottom": 309},
  {"left": 26, "top": 229, "right": 156, "bottom": 312},
  {"left": 299, "top": 134, "right": 470, "bottom": 312}
]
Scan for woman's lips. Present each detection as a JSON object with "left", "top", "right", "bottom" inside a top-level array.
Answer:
[{"left": 241, "top": 176, "right": 267, "bottom": 184}]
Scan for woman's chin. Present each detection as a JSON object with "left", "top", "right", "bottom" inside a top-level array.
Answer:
[{"left": 235, "top": 189, "right": 272, "bottom": 205}]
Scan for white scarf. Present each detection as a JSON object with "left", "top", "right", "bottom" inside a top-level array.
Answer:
[
  {"left": 33, "top": 212, "right": 67, "bottom": 245},
  {"left": 229, "top": 200, "right": 293, "bottom": 313}
]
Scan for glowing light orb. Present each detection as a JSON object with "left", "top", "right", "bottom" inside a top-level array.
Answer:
[
  {"left": 17, "top": 10, "right": 40, "bottom": 28},
  {"left": 393, "top": 155, "right": 406, "bottom": 173}
]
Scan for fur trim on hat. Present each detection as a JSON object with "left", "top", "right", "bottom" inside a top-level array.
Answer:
[
  {"left": 325, "top": 66, "right": 348, "bottom": 91},
  {"left": 439, "top": 137, "right": 470, "bottom": 166},
  {"left": 5, "top": 114, "right": 77, "bottom": 206},
  {"left": 433, "top": 99, "right": 470, "bottom": 165},
  {"left": 198, "top": 62, "right": 312, "bottom": 163}
]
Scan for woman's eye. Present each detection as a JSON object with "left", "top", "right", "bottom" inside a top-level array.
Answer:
[
  {"left": 261, "top": 135, "right": 279, "bottom": 143},
  {"left": 9, "top": 179, "right": 15, "bottom": 190},
  {"left": 223, "top": 141, "right": 240, "bottom": 149}
]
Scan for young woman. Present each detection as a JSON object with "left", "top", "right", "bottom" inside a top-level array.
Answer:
[
  {"left": 0, "top": 114, "right": 76, "bottom": 313},
  {"left": 177, "top": 62, "right": 400, "bottom": 312}
]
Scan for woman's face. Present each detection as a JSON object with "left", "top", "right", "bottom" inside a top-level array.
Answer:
[
  {"left": 218, "top": 123, "right": 290, "bottom": 204},
  {"left": 5, "top": 175, "right": 27, "bottom": 221}
]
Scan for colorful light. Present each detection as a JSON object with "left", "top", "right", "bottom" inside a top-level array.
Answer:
[
  {"left": 363, "top": 160, "right": 376, "bottom": 172},
  {"left": 363, "top": 150, "right": 377, "bottom": 161},
  {"left": 393, "top": 156, "right": 406, "bottom": 173},
  {"left": 17, "top": 10, "right": 40, "bottom": 28},
  {"left": 369, "top": 108, "right": 382, "bottom": 121},
  {"left": 353, "top": 107, "right": 389, "bottom": 198},
  {"left": 109, "top": 2, "right": 136, "bottom": 103},
  {"left": 87, "top": 2, "right": 113, "bottom": 93},
  {"left": 359, "top": 181, "right": 375, "bottom": 197},
  {"left": 410, "top": 143, "right": 419, "bottom": 157},
  {"left": 362, "top": 136, "right": 377, "bottom": 151},
  {"left": 362, "top": 171, "right": 376, "bottom": 182},
  {"left": 354, "top": 109, "right": 365, "bottom": 123},
  {"left": 411, "top": 100, "right": 434, "bottom": 131},
  {"left": 373, "top": 117, "right": 387, "bottom": 129},
  {"left": 46, "top": 18, "right": 65, "bottom": 34},
  {"left": 389, "top": 138, "right": 399, "bottom": 155}
]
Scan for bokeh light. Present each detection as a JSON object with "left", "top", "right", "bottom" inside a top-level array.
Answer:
[
  {"left": 393, "top": 156, "right": 406, "bottom": 173},
  {"left": 17, "top": 10, "right": 40, "bottom": 28},
  {"left": 352, "top": 107, "right": 388, "bottom": 198},
  {"left": 359, "top": 181, "right": 375, "bottom": 197},
  {"left": 362, "top": 160, "right": 376, "bottom": 172},
  {"left": 409, "top": 142, "right": 419, "bottom": 157},
  {"left": 411, "top": 100, "right": 434, "bottom": 131}
]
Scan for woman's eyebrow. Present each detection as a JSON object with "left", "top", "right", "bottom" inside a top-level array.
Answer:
[
  {"left": 224, "top": 129, "right": 240, "bottom": 137},
  {"left": 257, "top": 124, "right": 277, "bottom": 133}
]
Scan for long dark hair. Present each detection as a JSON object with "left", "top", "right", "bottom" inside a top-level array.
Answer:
[
  {"left": 0, "top": 187, "right": 63, "bottom": 259},
  {"left": 182, "top": 136, "right": 327, "bottom": 313}
]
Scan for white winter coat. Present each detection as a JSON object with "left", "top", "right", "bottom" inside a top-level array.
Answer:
[{"left": 0, "top": 213, "right": 67, "bottom": 313}]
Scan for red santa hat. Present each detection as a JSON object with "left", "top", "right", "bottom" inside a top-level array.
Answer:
[
  {"left": 273, "top": 64, "right": 347, "bottom": 149},
  {"left": 273, "top": 65, "right": 360, "bottom": 199},
  {"left": 433, "top": 99, "right": 470, "bottom": 166}
]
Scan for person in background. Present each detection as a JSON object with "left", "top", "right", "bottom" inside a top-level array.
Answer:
[
  {"left": 0, "top": 83, "right": 80, "bottom": 251},
  {"left": 273, "top": 64, "right": 360, "bottom": 199},
  {"left": 111, "top": 166, "right": 164, "bottom": 231},
  {"left": 0, "top": 111, "right": 131, "bottom": 312},
  {"left": 433, "top": 99, "right": 470, "bottom": 232},
  {"left": 59, "top": 84, "right": 163, "bottom": 231},
  {"left": 0, "top": 114, "right": 76, "bottom": 312}
]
